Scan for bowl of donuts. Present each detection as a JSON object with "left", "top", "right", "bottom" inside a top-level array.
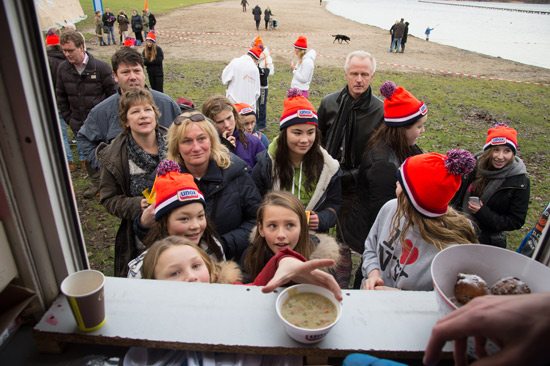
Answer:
[{"left": 431, "top": 244, "right": 550, "bottom": 356}]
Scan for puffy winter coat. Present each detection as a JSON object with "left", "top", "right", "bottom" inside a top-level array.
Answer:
[
  {"left": 180, "top": 154, "right": 262, "bottom": 261},
  {"left": 55, "top": 53, "right": 116, "bottom": 134}
]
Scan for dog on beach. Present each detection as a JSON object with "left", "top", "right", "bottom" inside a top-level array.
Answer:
[{"left": 332, "top": 34, "right": 350, "bottom": 44}]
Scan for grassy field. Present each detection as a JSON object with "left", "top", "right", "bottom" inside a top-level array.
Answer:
[{"left": 73, "top": 1, "right": 550, "bottom": 276}]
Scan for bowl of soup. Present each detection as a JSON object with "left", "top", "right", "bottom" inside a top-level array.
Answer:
[
  {"left": 431, "top": 244, "right": 550, "bottom": 357},
  {"left": 275, "top": 284, "right": 342, "bottom": 344}
]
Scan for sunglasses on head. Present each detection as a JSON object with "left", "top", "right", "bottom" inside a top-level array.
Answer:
[{"left": 174, "top": 113, "right": 206, "bottom": 125}]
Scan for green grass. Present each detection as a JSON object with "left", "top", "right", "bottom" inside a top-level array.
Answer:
[{"left": 78, "top": 0, "right": 221, "bottom": 29}]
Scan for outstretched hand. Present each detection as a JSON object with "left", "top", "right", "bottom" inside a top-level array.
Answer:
[
  {"left": 423, "top": 293, "right": 550, "bottom": 366},
  {"left": 262, "top": 257, "right": 343, "bottom": 302}
]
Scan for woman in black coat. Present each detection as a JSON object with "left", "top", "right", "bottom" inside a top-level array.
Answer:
[
  {"left": 131, "top": 9, "right": 143, "bottom": 45},
  {"left": 452, "top": 124, "right": 530, "bottom": 248}
]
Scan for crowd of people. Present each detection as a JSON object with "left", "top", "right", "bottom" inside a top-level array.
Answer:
[{"left": 44, "top": 7, "right": 546, "bottom": 365}]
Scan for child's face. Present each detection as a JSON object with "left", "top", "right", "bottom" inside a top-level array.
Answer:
[
  {"left": 241, "top": 114, "right": 256, "bottom": 134},
  {"left": 167, "top": 203, "right": 207, "bottom": 246},
  {"left": 405, "top": 115, "right": 426, "bottom": 147},
  {"left": 258, "top": 206, "right": 301, "bottom": 254},
  {"left": 154, "top": 245, "right": 211, "bottom": 282}
]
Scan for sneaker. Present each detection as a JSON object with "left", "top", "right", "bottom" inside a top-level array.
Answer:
[
  {"left": 83, "top": 185, "right": 100, "bottom": 199},
  {"left": 70, "top": 138, "right": 77, "bottom": 146}
]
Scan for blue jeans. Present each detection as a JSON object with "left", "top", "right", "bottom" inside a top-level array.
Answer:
[
  {"left": 107, "top": 26, "right": 115, "bottom": 44},
  {"left": 257, "top": 88, "right": 268, "bottom": 131},
  {"left": 390, "top": 37, "right": 402, "bottom": 52},
  {"left": 58, "top": 114, "right": 73, "bottom": 163}
]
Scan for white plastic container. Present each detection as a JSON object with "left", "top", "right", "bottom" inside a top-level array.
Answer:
[{"left": 275, "top": 284, "right": 342, "bottom": 344}]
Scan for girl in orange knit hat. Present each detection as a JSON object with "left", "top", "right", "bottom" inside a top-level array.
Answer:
[
  {"left": 452, "top": 123, "right": 530, "bottom": 248},
  {"left": 290, "top": 36, "right": 316, "bottom": 98}
]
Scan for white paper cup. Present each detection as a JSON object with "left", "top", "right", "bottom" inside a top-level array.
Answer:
[
  {"left": 60, "top": 270, "right": 106, "bottom": 332},
  {"left": 276, "top": 284, "right": 342, "bottom": 344}
]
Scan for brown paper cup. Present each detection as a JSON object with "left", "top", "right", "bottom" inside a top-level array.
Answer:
[{"left": 60, "top": 270, "right": 106, "bottom": 332}]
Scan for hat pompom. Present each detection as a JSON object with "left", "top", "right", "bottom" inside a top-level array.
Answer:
[
  {"left": 444, "top": 149, "right": 476, "bottom": 176},
  {"left": 258, "top": 44, "right": 264, "bottom": 51},
  {"left": 157, "top": 160, "right": 180, "bottom": 176},
  {"left": 492, "top": 122, "right": 509, "bottom": 128},
  {"left": 380, "top": 81, "right": 397, "bottom": 99},
  {"left": 286, "top": 88, "right": 303, "bottom": 98},
  {"left": 47, "top": 29, "right": 56, "bottom": 36}
]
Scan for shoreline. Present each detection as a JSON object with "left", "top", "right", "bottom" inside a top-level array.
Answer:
[{"left": 87, "top": 0, "right": 550, "bottom": 84}]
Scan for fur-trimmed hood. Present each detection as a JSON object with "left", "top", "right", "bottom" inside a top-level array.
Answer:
[{"left": 213, "top": 260, "right": 243, "bottom": 284}]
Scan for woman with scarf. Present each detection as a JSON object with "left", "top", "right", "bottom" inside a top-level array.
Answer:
[
  {"left": 97, "top": 89, "right": 168, "bottom": 277},
  {"left": 452, "top": 123, "right": 530, "bottom": 248}
]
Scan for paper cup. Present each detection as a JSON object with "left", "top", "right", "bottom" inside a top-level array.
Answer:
[{"left": 60, "top": 270, "right": 106, "bottom": 332}]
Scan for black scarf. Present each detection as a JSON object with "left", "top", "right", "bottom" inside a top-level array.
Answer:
[
  {"left": 324, "top": 86, "right": 372, "bottom": 169},
  {"left": 126, "top": 130, "right": 167, "bottom": 197}
]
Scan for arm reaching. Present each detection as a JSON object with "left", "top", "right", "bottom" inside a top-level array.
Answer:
[
  {"left": 423, "top": 293, "right": 550, "bottom": 366},
  {"left": 261, "top": 257, "right": 343, "bottom": 302}
]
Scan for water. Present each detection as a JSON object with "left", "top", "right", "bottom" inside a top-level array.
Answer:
[{"left": 325, "top": 0, "right": 550, "bottom": 69}]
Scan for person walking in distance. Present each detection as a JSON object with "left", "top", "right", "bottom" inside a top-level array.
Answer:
[{"left": 252, "top": 5, "right": 262, "bottom": 31}]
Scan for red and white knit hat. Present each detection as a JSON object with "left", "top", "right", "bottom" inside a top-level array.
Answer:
[
  {"left": 146, "top": 31, "right": 156, "bottom": 42},
  {"left": 294, "top": 36, "right": 307, "bottom": 50},
  {"left": 397, "top": 149, "right": 475, "bottom": 217},
  {"left": 46, "top": 30, "right": 60, "bottom": 46},
  {"left": 154, "top": 160, "right": 205, "bottom": 221},
  {"left": 234, "top": 103, "right": 256, "bottom": 117},
  {"left": 279, "top": 88, "right": 318, "bottom": 130},
  {"left": 379, "top": 81, "right": 427, "bottom": 127},
  {"left": 483, "top": 123, "right": 517, "bottom": 154},
  {"left": 248, "top": 46, "right": 262, "bottom": 60}
]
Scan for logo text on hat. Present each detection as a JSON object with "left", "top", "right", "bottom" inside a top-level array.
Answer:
[
  {"left": 420, "top": 104, "right": 427, "bottom": 115},
  {"left": 178, "top": 189, "right": 199, "bottom": 201},
  {"left": 297, "top": 110, "right": 314, "bottom": 118},
  {"left": 240, "top": 107, "right": 254, "bottom": 114},
  {"left": 491, "top": 137, "right": 506, "bottom": 145}
]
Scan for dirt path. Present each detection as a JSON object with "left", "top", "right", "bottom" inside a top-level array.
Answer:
[{"left": 89, "top": 0, "right": 550, "bottom": 85}]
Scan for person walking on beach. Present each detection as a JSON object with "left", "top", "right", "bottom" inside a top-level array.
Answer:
[
  {"left": 390, "top": 18, "right": 405, "bottom": 53},
  {"left": 425, "top": 26, "right": 435, "bottom": 41},
  {"left": 241, "top": 0, "right": 249, "bottom": 12},
  {"left": 264, "top": 7, "right": 272, "bottom": 30},
  {"left": 252, "top": 5, "right": 262, "bottom": 31}
]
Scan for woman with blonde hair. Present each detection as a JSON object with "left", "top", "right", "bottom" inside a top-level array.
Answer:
[
  {"left": 290, "top": 36, "right": 316, "bottom": 98},
  {"left": 164, "top": 111, "right": 262, "bottom": 262}
]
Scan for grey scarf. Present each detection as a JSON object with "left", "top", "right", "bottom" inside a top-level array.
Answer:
[
  {"left": 461, "top": 154, "right": 527, "bottom": 212},
  {"left": 126, "top": 130, "right": 167, "bottom": 197}
]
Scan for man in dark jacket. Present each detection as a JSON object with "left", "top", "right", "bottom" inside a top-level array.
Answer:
[
  {"left": 56, "top": 31, "right": 116, "bottom": 198},
  {"left": 146, "top": 9, "right": 156, "bottom": 30},
  {"left": 252, "top": 5, "right": 262, "bottom": 31},
  {"left": 318, "top": 50, "right": 384, "bottom": 223},
  {"left": 102, "top": 7, "right": 116, "bottom": 45}
]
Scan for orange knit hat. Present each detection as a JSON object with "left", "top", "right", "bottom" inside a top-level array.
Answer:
[
  {"left": 380, "top": 81, "right": 427, "bottom": 127},
  {"left": 279, "top": 88, "right": 317, "bottom": 130},
  {"left": 154, "top": 160, "right": 205, "bottom": 221},
  {"left": 294, "top": 36, "right": 307, "bottom": 50},
  {"left": 484, "top": 123, "right": 517, "bottom": 154}
]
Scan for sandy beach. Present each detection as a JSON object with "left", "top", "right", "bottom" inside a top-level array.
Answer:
[{"left": 89, "top": 0, "right": 550, "bottom": 84}]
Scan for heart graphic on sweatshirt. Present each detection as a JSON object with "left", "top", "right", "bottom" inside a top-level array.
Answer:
[{"left": 400, "top": 239, "right": 419, "bottom": 265}]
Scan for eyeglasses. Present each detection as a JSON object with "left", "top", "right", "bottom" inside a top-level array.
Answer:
[{"left": 173, "top": 113, "right": 206, "bottom": 126}]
